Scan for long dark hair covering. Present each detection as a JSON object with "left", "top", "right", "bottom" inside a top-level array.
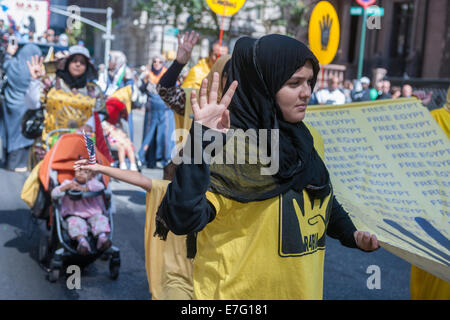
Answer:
[{"left": 209, "top": 34, "right": 331, "bottom": 202}]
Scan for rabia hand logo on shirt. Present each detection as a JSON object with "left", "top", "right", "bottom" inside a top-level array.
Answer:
[{"left": 279, "top": 189, "right": 332, "bottom": 257}]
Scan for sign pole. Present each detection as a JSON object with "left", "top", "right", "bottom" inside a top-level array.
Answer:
[
  {"left": 218, "top": 14, "right": 225, "bottom": 59},
  {"left": 357, "top": 7, "right": 367, "bottom": 79}
]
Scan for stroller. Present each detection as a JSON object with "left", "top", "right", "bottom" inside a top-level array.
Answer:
[{"left": 34, "top": 132, "right": 121, "bottom": 282}]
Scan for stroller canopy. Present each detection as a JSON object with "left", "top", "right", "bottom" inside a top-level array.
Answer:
[{"left": 39, "top": 133, "right": 111, "bottom": 191}]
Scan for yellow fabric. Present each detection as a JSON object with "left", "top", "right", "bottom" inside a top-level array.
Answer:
[
  {"left": 173, "top": 88, "right": 196, "bottom": 149},
  {"left": 173, "top": 112, "right": 185, "bottom": 132},
  {"left": 144, "top": 179, "right": 193, "bottom": 300},
  {"left": 410, "top": 265, "right": 450, "bottom": 300},
  {"left": 110, "top": 85, "right": 133, "bottom": 114},
  {"left": 43, "top": 87, "right": 96, "bottom": 142},
  {"left": 430, "top": 108, "right": 450, "bottom": 138},
  {"left": 181, "top": 58, "right": 211, "bottom": 90},
  {"left": 20, "top": 161, "right": 43, "bottom": 208},
  {"left": 194, "top": 125, "right": 330, "bottom": 299},
  {"left": 206, "top": 55, "right": 231, "bottom": 103},
  {"left": 409, "top": 106, "right": 450, "bottom": 300}
]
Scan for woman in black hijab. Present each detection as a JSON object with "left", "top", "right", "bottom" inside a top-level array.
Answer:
[
  {"left": 155, "top": 35, "right": 379, "bottom": 300},
  {"left": 25, "top": 45, "right": 112, "bottom": 163}
]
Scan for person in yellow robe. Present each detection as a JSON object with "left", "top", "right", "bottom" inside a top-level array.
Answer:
[
  {"left": 410, "top": 86, "right": 450, "bottom": 300},
  {"left": 181, "top": 40, "right": 229, "bottom": 90},
  {"left": 154, "top": 35, "right": 380, "bottom": 300}
]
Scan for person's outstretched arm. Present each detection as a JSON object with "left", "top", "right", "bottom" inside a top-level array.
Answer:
[{"left": 74, "top": 160, "right": 152, "bottom": 192}]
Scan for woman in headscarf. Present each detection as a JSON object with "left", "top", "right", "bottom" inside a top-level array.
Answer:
[
  {"left": 155, "top": 35, "right": 380, "bottom": 300},
  {"left": 99, "top": 50, "right": 136, "bottom": 144},
  {"left": 138, "top": 54, "right": 175, "bottom": 169},
  {"left": 1, "top": 43, "right": 42, "bottom": 172},
  {"left": 25, "top": 45, "right": 112, "bottom": 163}
]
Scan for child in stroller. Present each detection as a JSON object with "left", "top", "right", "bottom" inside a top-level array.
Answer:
[
  {"left": 51, "top": 166, "right": 111, "bottom": 255},
  {"left": 36, "top": 132, "right": 120, "bottom": 281}
]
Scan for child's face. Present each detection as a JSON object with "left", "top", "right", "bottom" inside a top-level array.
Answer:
[{"left": 75, "top": 169, "right": 90, "bottom": 184}]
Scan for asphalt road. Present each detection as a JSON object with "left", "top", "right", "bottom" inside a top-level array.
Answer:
[{"left": 0, "top": 109, "right": 412, "bottom": 300}]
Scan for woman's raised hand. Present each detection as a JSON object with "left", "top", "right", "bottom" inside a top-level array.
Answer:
[
  {"left": 191, "top": 72, "right": 238, "bottom": 133},
  {"left": 26, "top": 55, "right": 45, "bottom": 79},
  {"left": 176, "top": 31, "right": 200, "bottom": 65}
]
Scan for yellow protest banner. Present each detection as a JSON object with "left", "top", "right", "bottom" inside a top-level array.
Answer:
[{"left": 305, "top": 98, "right": 450, "bottom": 282}]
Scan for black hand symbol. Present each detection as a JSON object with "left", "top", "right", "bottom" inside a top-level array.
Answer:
[{"left": 319, "top": 14, "right": 332, "bottom": 50}]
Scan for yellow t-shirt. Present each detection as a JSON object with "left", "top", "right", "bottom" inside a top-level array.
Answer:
[
  {"left": 194, "top": 123, "right": 331, "bottom": 300},
  {"left": 145, "top": 179, "right": 194, "bottom": 300}
]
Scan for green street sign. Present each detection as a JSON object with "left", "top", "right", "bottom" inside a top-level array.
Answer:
[{"left": 350, "top": 6, "right": 384, "bottom": 16}]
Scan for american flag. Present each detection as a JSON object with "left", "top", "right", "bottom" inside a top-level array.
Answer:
[{"left": 83, "top": 131, "right": 96, "bottom": 165}]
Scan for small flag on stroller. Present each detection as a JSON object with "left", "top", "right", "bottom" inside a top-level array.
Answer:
[{"left": 83, "top": 131, "right": 96, "bottom": 165}]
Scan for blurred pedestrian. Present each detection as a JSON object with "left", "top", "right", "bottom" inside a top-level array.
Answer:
[
  {"left": 100, "top": 50, "right": 136, "bottom": 144},
  {"left": 181, "top": 40, "right": 228, "bottom": 89},
  {"left": 342, "top": 80, "right": 353, "bottom": 103},
  {"left": 378, "top": 80, "right": 392, "bottom": 99},
  {"left": 315, "top": 76, "right": 346, "bottom": 105},
  {"left": 46, "top": 28, "right": 55, "bottom": 44},
  {"left": 138, "top": 55, "right": 175, "bottom": 169},
  {"left": 402, "top": 84, "right": 413, "bottom": 98},
  {"left": 1, "top": 43, "right": 41, "bottom": 172},
  {"left": 391, "top": 86, "right": 401, "bottom": 99},
  {"left": 351, "top": 77, "right": 371, "bottom": 102}
]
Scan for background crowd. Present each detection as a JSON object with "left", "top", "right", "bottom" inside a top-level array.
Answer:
[{"left": 0, "top": 24, "right": 441, "bottom": 173}]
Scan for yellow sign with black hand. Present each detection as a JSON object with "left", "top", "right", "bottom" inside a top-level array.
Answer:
[
  {"left": 308, "top": 1, "right": 340, "bottom": 65},
  {"left": 205, "top": 0, "right": 247, "bottom": 16}
]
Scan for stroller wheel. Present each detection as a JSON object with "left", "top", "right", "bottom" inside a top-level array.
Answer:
[
  {"left": 109, "top": 249, "right": 120, "bottom": 280},
  {"left": 100, "top": 252, "right": 110, "bottom": 261},
  {"left": 39, "top": 235, "right": 49, "bottom": 263},
  {"left": 49, "top": 268, "right": 60, "bottom": 283},
  {"left": 109, "top": 263, "right": 120, "bottom": 280}
]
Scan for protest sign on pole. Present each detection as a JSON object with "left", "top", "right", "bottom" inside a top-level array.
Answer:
[
  {"left": 305, "top": 98, "right": 450, "bottom": 282},
  {"left": 205, "top": 0, "right": 246, "bottom": 56},
  {"left": 308, "top": 1, "right": 340, "bottom": 88}
]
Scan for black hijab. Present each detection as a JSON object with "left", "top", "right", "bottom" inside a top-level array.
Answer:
[
  {"left": 209, "top": 34, "right": 330, "bottom": 202},
  {"left": 56, "top": 54, "right": 97, "bottom": 89}
]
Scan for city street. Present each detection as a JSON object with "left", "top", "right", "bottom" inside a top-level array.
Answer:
[{"left": 0, "top": 166, "right": 412, "bottom": 299}]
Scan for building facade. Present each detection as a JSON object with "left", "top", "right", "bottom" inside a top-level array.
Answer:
[
  {"left": 60, "top": 0, "right": 449, "bottom": 81},
  {"left": 322, "top": 0, "right": 450, "bottom": 80}
]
